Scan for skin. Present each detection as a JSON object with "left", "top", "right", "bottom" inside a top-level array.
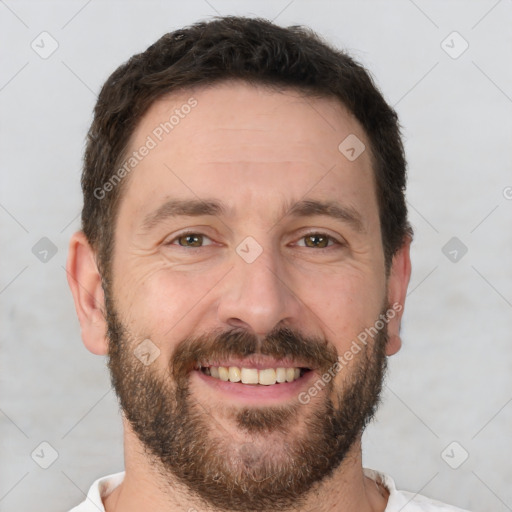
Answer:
[{"left": 67, "top": 81, "right": 411, "bottom": 512}]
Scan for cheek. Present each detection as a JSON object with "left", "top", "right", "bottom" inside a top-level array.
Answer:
[
  {"left": 299, "top": 266, "right": 385, "bottom": 328},
  {"left": 114, "top": 262, "right": 226, "bottom": 353}
]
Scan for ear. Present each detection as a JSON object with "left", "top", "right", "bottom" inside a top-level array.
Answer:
[
  {"left": 66, "top": 231, "right": 108, "bottom": 355},
  {"left": 385, "top": 236, "right": 412, "bottom": 356}
]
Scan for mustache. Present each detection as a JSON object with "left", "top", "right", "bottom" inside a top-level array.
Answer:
[{"left": 171, "top": 326, "right": 339, "bottom": 379}]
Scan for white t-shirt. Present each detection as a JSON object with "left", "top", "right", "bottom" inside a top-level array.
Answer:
[{"left": 68, "top": 468, "right": 472, "bottom": 511}]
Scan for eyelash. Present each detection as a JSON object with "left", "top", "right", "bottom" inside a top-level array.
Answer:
[{"left": 166, "top": 230, "right": 343, "bottom": 249}]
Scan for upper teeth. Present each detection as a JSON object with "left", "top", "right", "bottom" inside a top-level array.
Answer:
[{"left": 204, "top": 366, "right": 302, "bottom": 385}]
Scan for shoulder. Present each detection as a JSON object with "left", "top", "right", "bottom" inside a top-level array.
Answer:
[
  {"left": 363, "top": 468, "right": 473, "bottom": 512},
  {"left": 67, "top": 471, "right": 125, "bottom": 512}
]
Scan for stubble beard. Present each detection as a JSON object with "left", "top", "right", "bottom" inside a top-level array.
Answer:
[{"left": 105, "top": 293, "right": 388, "bottom": 511}]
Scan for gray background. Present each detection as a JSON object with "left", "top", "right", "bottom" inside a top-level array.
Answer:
[{"left": 1, "top": 1, "right": 511, "bottom": 511}]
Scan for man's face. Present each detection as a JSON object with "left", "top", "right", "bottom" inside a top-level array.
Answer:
[{"left": 105, "top": 82, "right": 393, "bottom": 510}]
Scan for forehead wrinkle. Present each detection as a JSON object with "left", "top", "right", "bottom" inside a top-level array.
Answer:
[{"left": 196, "top": 160, "right": 329, "bottom": 167}]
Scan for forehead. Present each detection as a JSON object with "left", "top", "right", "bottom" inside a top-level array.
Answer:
[{"left": 119, "top": 81, "right": 376, "bottom": 225}]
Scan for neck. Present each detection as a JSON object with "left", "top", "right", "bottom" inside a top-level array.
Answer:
[{"left": 104, "top": 422, "right": 388, "bottom": 512}]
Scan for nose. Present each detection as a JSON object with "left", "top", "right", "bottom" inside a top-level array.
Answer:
[{"left": 216, "top": 244, "right": 302, "bottom": 336}]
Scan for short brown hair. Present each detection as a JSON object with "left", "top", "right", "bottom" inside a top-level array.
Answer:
[{"left": 82, "top": 15, "right": 412, "bottom": 279}]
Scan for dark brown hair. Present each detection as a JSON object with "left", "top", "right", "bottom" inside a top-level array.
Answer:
[{"left": 82, "top": 15, "right": 412, "bottom": 279}]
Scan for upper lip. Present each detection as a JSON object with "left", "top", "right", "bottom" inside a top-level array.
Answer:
[{"left": 196, "top": 355, "right": 313, "bottom": 371}]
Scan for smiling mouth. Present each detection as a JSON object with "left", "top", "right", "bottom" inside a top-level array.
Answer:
[{"left": 198, "top": 365, "right": 311, "bottom": 385}]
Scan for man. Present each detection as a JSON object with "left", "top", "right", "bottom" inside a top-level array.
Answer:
[{"left": 66, "top": 16, "right": 471, "bottom": 512}]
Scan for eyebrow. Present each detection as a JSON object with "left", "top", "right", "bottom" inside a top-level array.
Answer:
[
  {"left": 140, "top": 198, "right": 365, "bottom": 234},
  {"left": 284, "top": 199, "right": 365, "bottom": 233},
  {"left": 141, "top": 199, "right": 227, "bottom": 231}
]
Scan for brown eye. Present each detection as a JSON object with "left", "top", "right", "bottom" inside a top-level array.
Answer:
[
  {"left": 302, "top": 234, "right": 332, "bottom": 248},
  {"left": 176, "top": 234, "right": 204, "bottom": 247},
  {"left": 166, "top": 231, "right": 215, "bottom": 249}
]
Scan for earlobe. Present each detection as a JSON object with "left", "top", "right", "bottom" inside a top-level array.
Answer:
[
  {"left": 385, "top": 237, "right": 412, "bottom": 357},
  {"left": 66, "top": 231, "right": 109, "bottom": 355}
]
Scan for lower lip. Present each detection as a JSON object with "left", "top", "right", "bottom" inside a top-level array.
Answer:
[{"left": 192, "top": 369, "right": 317, "bottom": 404}]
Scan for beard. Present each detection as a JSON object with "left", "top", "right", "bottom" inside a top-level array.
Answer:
[{"left": 105, "top": 293, "right": 388, "bottom": 512}]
